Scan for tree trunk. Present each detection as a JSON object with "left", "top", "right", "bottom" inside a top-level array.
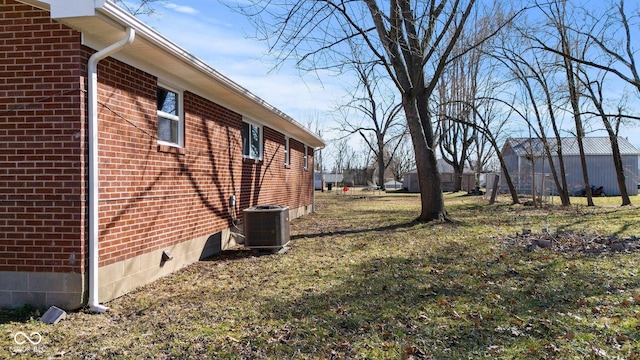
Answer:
[
  {"left": 581, "top": 72, "right": 631, "bottom": 206},
  {"left": 559, "top": 17, "right": 593, "bottom": 206},
  {"left": 496, "top": 145, "right": 520, "bottom": 204},
  {"left": 453, "top": 168, "right": 463, "bottom": 192},
  {"left": 377, "top": 148, "right": 385, "bottom": 189},
  {"left": 575, "top": 136, "right": 593, "bottom": 205},
  {"left": 404, "top": 96, "right": 449, "bottom": 222},
  {"left": 608, "top": 135, "right": 631, "bottom": 205}
]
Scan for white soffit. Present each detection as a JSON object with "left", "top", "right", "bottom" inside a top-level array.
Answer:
[
  {"left": 48, "top": 0, "right": 105, "bottom": 18},
  {"left": 24, "top": 0, "right": 324, "bottom": 149}
]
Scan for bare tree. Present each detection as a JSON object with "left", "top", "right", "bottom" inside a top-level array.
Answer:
[
  {"left": 436, "top": 72, "right": 477, "bottom": 192},
  {"left": 388, "top": 133, "right": 415, "bottom": 182},
  {"left": 233, "top": 0, "right": 518, "bottom": 221},
  {"left": 113, "top": 0, "right": 162, "bottom": 16},
  {"left": 335, "top": 49, "right": 406, "bottom": 189},
  {"left": 540, "top": 0, "right": 594, "bottom": 205},
  {"left": 331, "top": 138, "right": 357, "bottom": 177},
  {"left": 439, "top": 97, "right": 520, "bottom": 204},
  {"left": 469, "top": 95, "right": 500, "bottom": 175},
  {"left": 579, "top": 69, "right": 633, "bottom": 205},
  {"left": 537, "top": 0, "right": 640, "bottom": 95},
  {"left": 434, "top": 10, "right": 498, "bottom": 192},
  {"left": 494, "top": 26, "right": 573, "bottom": 206},
  {"left": 533, "top": 0, "right": 640, "bottom": 205}
]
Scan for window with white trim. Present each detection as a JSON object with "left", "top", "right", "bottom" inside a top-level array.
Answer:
[
  {"left": 304, "top": 145, "right": 308, "bottom": 169},
  {"left": 284, "top": 136, "right": 290, "bottom": 166},
  {"left": 242, "top": 121, "right": 262, "bottom": 160},
  {"left": 157, "top": 85, "right": 183, "bottom": 147}
]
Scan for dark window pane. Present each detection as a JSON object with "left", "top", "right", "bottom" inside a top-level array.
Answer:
[
  {"left": 242, "top": 122, "right": 250, "bottom": 156},
  {"left": 157, "top": 88, "right": 177, "bottom": 115}
]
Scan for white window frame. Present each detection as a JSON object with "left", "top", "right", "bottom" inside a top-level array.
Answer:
[
  {"left": 304, "top": 145, "right": 309, "bottom": 169},
  {"left": 284, "top": 136, "right": 290, "bottom": 166},
  {"left": 242, "top": 120, "right": 263, "bottom": 160},
  {"left": 157, "top": 84, "right": 184, "bottom": 147}
]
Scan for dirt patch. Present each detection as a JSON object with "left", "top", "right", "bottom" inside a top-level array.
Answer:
[{"left": 501, "top": 229, "right": 640, "bottom": 254}]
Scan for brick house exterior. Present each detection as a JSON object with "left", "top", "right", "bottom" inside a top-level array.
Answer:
[{"left": 0, "top": 0, "right": 324, "bottom": 310}]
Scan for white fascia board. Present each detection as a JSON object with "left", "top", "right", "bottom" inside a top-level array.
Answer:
[
  {"left": 45, "top": 0, "right": 106, "bottom": 18},
  {"left": 95, "top": 3, "right": 325, "bottom": 149},
  {"left": 28, "top": 0, "right": 325, "bottom": 149},
  {"left": 18, "top": 0, "right": 106, "bottom": 19}
]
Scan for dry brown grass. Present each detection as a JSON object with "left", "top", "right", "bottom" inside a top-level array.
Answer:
[{"left": 1, "top": 190, "right": 640, "bottom": 359}]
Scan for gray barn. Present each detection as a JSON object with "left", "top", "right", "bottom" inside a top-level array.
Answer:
[{"left": 500, "top": 137, "right": 639, "bottom": 196}]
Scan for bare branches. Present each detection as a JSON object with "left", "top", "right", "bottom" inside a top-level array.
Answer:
[
  {"left": 334, "top": 49, "right": 407, "bottom": 187},
  {"left": 113, "top": 0, "right": 162, "bottom": 16},
  {"left": 231, "top": 0, "right": 520, "bottom": 221},
  {"left": 531, "top": 0, "right": 640, "bottom": 95}
]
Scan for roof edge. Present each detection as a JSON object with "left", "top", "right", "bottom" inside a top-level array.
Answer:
[{"left": 18, "top": 0, "right": 325, "bottom": 149}]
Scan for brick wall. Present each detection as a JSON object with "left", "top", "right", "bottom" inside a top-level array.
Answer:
[
  {"left": 90, "top": 54, "right": 314, "bottom": 268},
  {"left": 0, "top": 0, "right": 315, "bottom": 275},
  {"left": 247, "top": 129, "right": 313, "bottom": 210},
  {"left": 0, "top": 0, "right": 85, "bottom": 273}
]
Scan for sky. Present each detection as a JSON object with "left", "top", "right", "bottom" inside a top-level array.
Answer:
[
  {"left": 130, "top": 0, "right": 640, "bottom": 167},
  {"left": 134, "top": 0, "right": 342, "bottom": 132}
]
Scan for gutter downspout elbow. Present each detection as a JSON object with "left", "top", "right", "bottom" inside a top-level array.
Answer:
[{"left": 87, "top": 27, "right": 135, "bottom": 313}]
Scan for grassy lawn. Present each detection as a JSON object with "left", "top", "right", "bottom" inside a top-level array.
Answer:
[{"left": 2, "top": 190, "right": 640, "bottom": 359}]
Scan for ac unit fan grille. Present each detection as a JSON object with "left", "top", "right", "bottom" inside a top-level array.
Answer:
[{"left": 243, "top": 205, "right": 290, "bottom": 248}]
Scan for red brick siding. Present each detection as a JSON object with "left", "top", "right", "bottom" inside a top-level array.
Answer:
[
  {"left": 238, "top": 128, "right": 313, "bottom": 210},
  {"left": 0, "top": 0, "right": 314, "bottom": 273},
  {"left": 0, "top": 0, "right": 85, "bottom": 273},
  {"left": 92, "top": 70, "right": 245, "bottom": 266},
  {"left": 90, "top": 55, "right": 314, "bottom": 267}
]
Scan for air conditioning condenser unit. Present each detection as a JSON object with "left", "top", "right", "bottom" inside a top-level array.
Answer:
[{"left": 243, "top": 205, "right": 290, "bottom": 249}]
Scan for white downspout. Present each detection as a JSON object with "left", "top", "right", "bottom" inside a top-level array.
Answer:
[
  {"left": 87, "top": 27, "right": 135, "bottom": 313},
  {"left": 312, "top": 171, "right": 316, "bottom": 213}
]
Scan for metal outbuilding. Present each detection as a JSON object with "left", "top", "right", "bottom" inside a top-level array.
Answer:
[{"left": 500, "top": 137, "right": 639, "bottom": 196}]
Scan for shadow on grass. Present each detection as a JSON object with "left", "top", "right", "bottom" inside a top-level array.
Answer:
[
  {"left": 0, "top": 304, "right": 41, "bottom": 325},
  {"left": 200, "top": 248, "right": 255, "bottom": 262},
  {"left": 253, "top": 244, "right": 635, "bottom": 358},
  {"left": 290, "top": 220, "right": 420, "bottom": 241},
  {"left": 552, "top": 207, "right": 640, "bottom": 236}
]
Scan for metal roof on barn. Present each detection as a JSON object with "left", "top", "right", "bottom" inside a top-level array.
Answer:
[{"left": 505, "top": 137, "right": 640, "bottom": 157}]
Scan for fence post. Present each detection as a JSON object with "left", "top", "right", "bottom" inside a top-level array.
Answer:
[{"left": 489, "top": 174, "right": 500, "bottom": 204}]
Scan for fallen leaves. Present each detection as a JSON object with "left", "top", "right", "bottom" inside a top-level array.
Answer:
[
  {"left": 3, "top": 192, "right": 640, "bottom": 359},
  {"left": 503, "top": 230, "right": 640, "bottom": 254}
]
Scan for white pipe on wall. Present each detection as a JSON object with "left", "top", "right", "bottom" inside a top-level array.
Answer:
[{"left": 87, "top": 27, "right": 135, "bottom": 313}]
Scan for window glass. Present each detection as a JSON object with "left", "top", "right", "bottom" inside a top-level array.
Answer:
[
  {"left": 284, "top": 137, "right": 290, "bottom": 165},
  {"left": 157, "top": 86, "right": 182, "bottom": 146},
  {"left": 158, "top": 116, "right": 178, "bottom": 143},
  {"left": 242, "top": 122, "right": 250, "bottom": 156},
  {"left": 157, "top": 88, "right": 177, "bottom": 115},
  {"left": 242, "top": 121, "right": 262, "bottom": 160}
]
